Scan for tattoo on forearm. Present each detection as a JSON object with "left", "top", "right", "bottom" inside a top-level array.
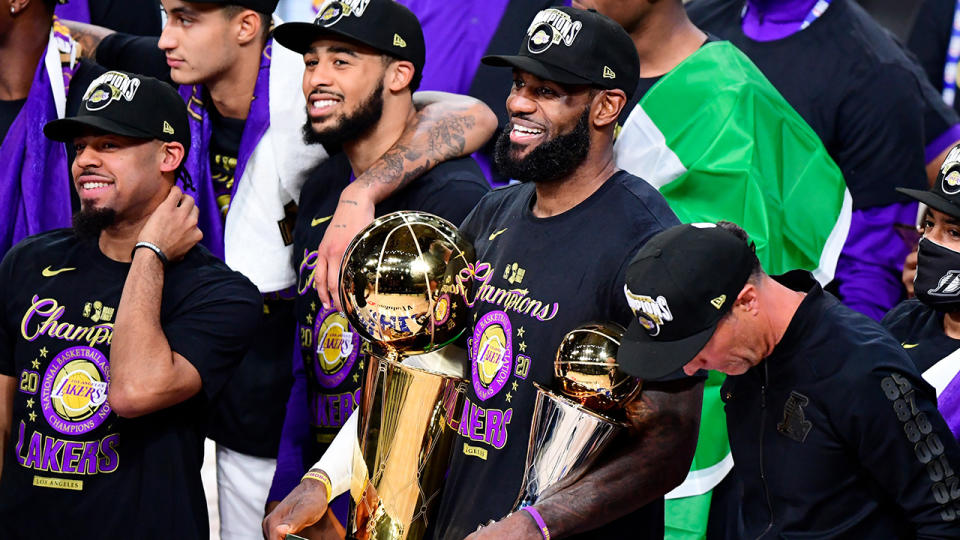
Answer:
[
  {"left": 62, "top": 22, "right": 113, "bottom": 61},
  {"left": 340, "top": 200, "right": 359, "bottom": 206},
  {"left": 358, "top": 109, "right": 477, "bottom": 190}
]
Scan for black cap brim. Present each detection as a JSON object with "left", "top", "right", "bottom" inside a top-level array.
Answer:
[
  {"left": 481, "top": 54, "right": 593, "bottom": 87},
  {"left": 617, "top": 318, "right": 718, "bottom": 380},
  {"left": 44, "top": 115, "right": 155, "bottom": 143},
  {"left": 897, "top": 187, "right": 960, "bottom": 220},
  {"left": 274, "top": 21, "right": 389, "bottom": 59},
  {"left": 273, "top": 22, "right": 329, "bottom": 54}
]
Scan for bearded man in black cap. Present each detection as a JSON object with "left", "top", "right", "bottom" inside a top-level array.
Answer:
[
  {"left": 0, "top": 71, "right": 262, "bottom": 539},
  {"left": 619, "top": 221, "right": 960, "bottom": 537},
  {"left": 264, "top": 0, "right": 489, "bottom": 524},
  {"left": 264, "top": 7, "right": 703, "bottom": 540}
]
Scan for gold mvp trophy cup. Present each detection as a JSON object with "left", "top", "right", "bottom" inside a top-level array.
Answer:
[
  {"left": 512, "top": 321, "right": 640, "bottom": 511},
  {"left": 339, "top": 211, "right": 475, "bottom": 540}
]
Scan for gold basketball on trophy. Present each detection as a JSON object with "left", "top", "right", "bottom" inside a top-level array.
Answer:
[
  {"left": 554, "top": 321, "right": 640, "bottom": 412},
  {"left": 339, "top": 211, "right": 475, "bottom": 356},
  {"left": 337, "top": 211, "right": 475, "bottom": 540}
]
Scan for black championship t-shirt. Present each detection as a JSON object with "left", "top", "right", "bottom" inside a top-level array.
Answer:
[
  {"left": 291, "top": 152, "right": 488, "bottom": 465},
  {"left": 883, "top": 299, "right": 960, "bottom": 374},
  {"left": 0, "top": 230, "right": 262, "bottom": 539},
  {"left": 429, "top": 171, "right": 682, "bottom": 539},
  {"left": 688, "top": 0, "right": 949, "bottom": 209}
]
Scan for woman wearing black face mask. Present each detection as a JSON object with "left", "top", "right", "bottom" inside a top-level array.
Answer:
[{"left": 883, "top": 146, "right": 960, "bottom": 441}]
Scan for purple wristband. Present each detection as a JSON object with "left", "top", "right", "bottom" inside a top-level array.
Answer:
[{"left": 522, "top": 507, "right": 550, "bottom": 540}]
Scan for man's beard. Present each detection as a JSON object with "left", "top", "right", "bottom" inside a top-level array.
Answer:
[
  {"left": 494, "top": 106, "right": 591, "bottom": 184},
  {"left": 72, "top": 207, "right": 116, "bottom": 239},
  {"left": 302, "top": 80, "right": 385, "bottom": 148}
]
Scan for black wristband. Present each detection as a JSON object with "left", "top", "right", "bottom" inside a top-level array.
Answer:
[{"left": 132, "top": 241, "right": 168, "bottom": 267}]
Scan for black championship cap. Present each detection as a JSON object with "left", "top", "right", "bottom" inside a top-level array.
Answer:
[
  {"left": 183, "top": 0, "right": 279, "bottom": 13},
  {"left": 44, "top": 70, "right": 190, "bottom": 156},
  {"left": 273, "top": 0, "right": 425, "bottom": 75},
  {"left": 481, "top": 7, "right": 640, "bottom": 99},
  {"left": 898, "top": 144, "right": 960, "bottom": 219},
  {"left": 617, "top": 224, "right": 756, "bottom": 380}
]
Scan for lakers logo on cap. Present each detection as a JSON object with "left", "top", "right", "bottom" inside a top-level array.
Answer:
[
  {"left": 943, "top": 169, "right": 960, "bottom": 195},
  {"left": 624, "top": 285, "right": 674, "bottom": 337},
  {"left": 528, "top": 25, "right": 554, "bottom": 54},
  {"left": 526, "top": 8, "right": 582, "bottom": 54},
  {"left": 162, "top": 121, "right": 175, "bottom": 135},
  {"left": 393, "top": 33, "right": 407, "bottom": 48},
  {"left": 602, "top": 66, "right": 616, "bottom": 79},
  {"left": 315, "top": 0, "right": 370, "bottom": 27},
  {"left": 710, "top": 295, "right": 726, "bottom": 310},
  {"left": 83, "top": 71, "right": 141, "bottom": 112}
]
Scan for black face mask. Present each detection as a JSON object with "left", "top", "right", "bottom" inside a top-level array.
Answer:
[{"left": 915, "top": 237, "right": 960, "bottom": 312}]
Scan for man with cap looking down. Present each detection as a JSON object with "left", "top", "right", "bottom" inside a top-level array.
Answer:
[
  {"left": 0, "top": 71, "right": 262, "bottom": 539},
  {"left": 263, "top": 6, "right": 703, "bottom": 540},
  {"left": 619, "top": 221, "right": 960, "bottom": 537}
]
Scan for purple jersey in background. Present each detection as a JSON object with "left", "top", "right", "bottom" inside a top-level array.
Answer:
[{"left": 398, "top": 0, "right": 511, "bottom": 94}]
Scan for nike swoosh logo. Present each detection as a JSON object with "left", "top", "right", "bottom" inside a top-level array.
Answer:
[
  {"left": 902, "top": 343, "right": 919, "bottom": 349},
  {"left": 488, "top": 228, "right": 508, "bottom": 241},
  {"left": 42, "top": 266, "right": 76, "bottom": 277},
  {"left": 312, "top": 216, "right": 333, "bottom": 227}
]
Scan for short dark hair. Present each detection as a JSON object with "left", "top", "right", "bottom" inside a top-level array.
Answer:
[
  {"left": 222, "top": 5, "right": 272, "bottom": 42},
  {"left": 43, "top": 0, "right": 58, "bottom": 13},
  {"left": 380, "top": 54, "right": 422, "bottom": 93},
  {"left": 716, "top": 221, "right": 763, "bottom": 281}
]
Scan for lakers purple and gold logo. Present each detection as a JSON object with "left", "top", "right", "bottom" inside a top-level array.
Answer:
[
  {"left": 40, "top": 346, "right": 111, "bottom": 436},
  {"left": 525, "top": 8, "right": 583, "bottom": 54},
  {"left": 471, "top": 310, "right": 513, "bottom": 401},
  {"left": 943, "top": 170, "right": 960, "bottom": 195},
  {"left": 313, "top": 309, "right": 360, "bottom": 389},
  {"left": 434, "top": 294, "right": 451, "bottom": 326}
]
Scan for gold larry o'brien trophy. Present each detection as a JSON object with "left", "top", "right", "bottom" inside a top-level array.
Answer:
[
  {"left": 512, "top": 321, "right": 640, "bottom": 511},
  {"left": 339, "top": 211, "right": 475, "bottom": 540}
]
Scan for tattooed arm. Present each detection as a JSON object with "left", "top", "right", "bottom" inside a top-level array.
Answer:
[
  {"left": 313, "top": 92, "right": 497, "bottom": 309},
  {"left": 59, "top": 20, "right": 114, "bottom": 61},
  {"left": 467, "top": 378, "right": 703, "bottom": 540}
]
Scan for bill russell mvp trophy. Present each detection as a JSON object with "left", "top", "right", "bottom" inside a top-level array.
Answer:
[
  {"left": 339, "top": 211, "right": 475, "bottom": 540},
  {"left": 512, "top": 321, "right": 641, "bottom": 511}
]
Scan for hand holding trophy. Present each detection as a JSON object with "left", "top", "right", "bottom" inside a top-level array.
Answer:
[
  {"left": 339, "top": 211, "right": 474, "bottom": 540},
  {"left": 512, "top": 321, "right": 641, "bottom": 511}
]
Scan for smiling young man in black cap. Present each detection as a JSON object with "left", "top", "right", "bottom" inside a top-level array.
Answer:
[
  {"left": 0, "top": 71, "right": 262, "bottom": 539},
  {"left": 263, "top": 0, "right": 488, "bottom": 525},
  {"left": 619, "top": 221, "right": 960, "bottom": 537},
  {"left": 884, "top": 145, "right": 960, "bottom": 444}
]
